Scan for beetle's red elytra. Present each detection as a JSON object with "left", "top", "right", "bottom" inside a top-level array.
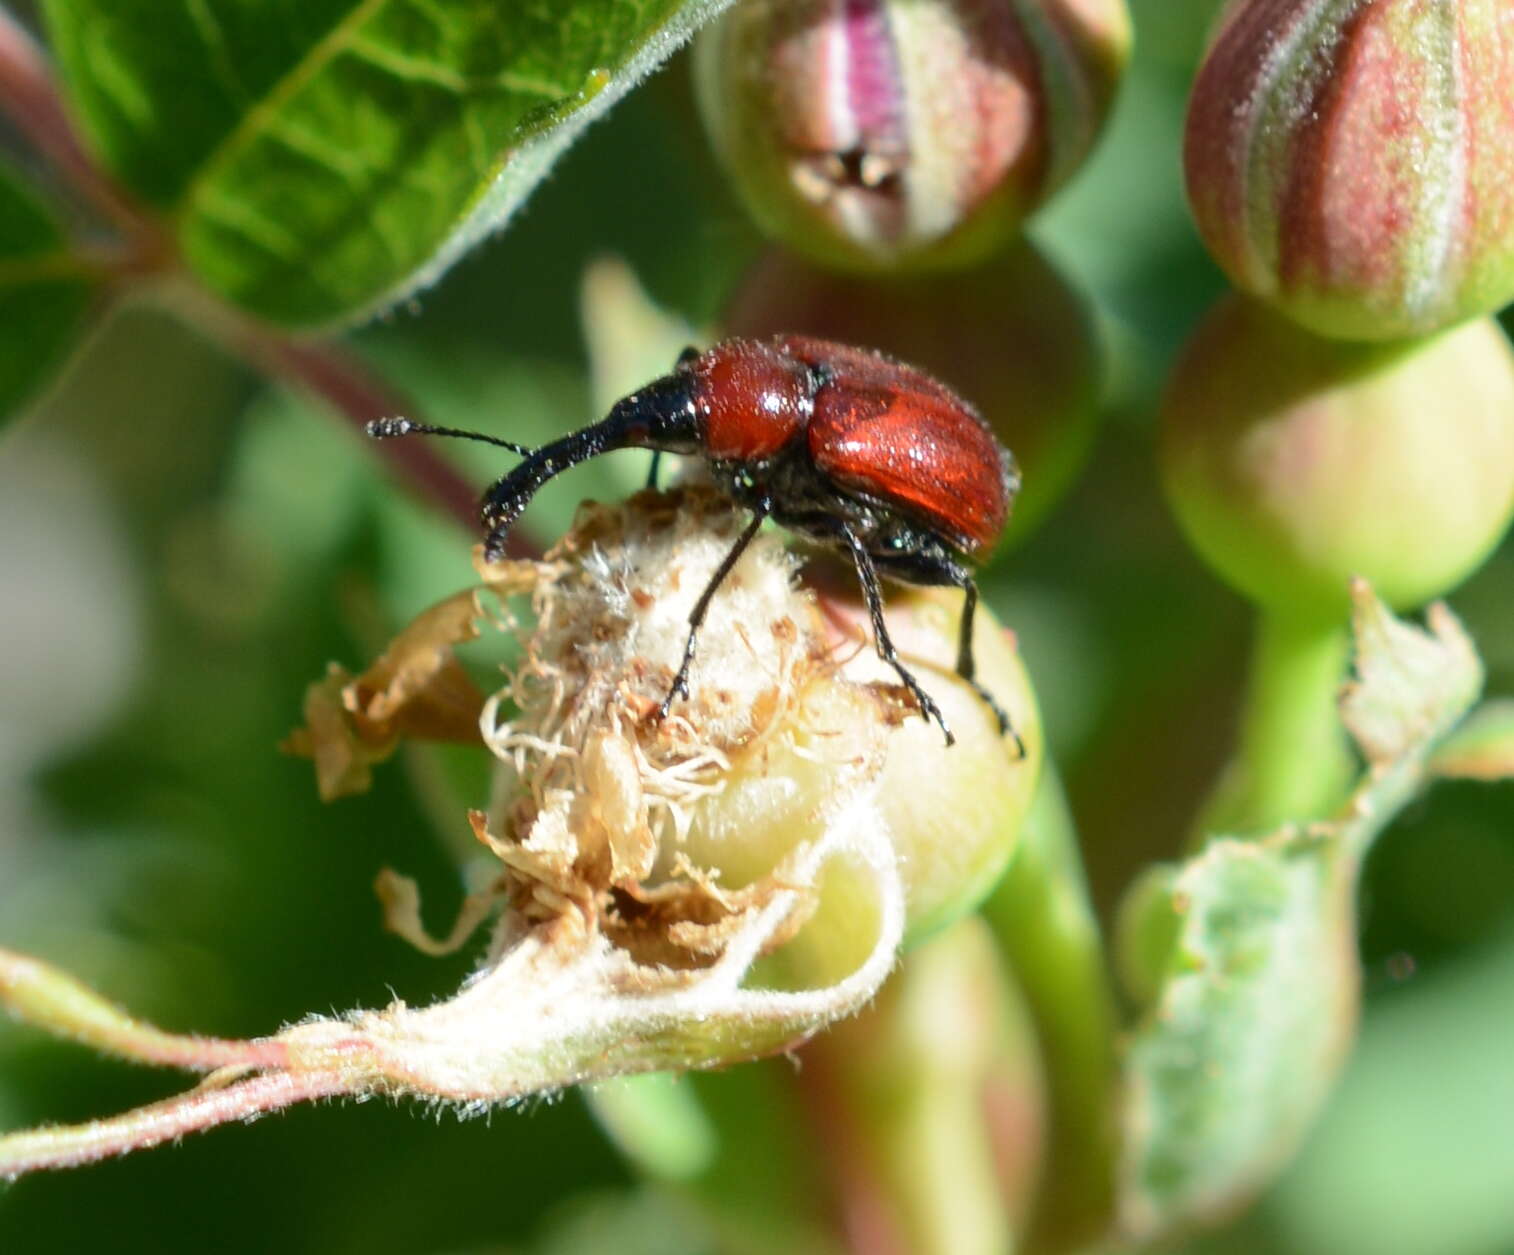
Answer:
[{"left": 368, "top": 335, "right": 1020, "bottom": 747}]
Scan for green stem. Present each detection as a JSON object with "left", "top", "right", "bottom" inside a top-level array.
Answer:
[
  {"left": 803, "top": 919, "right": 1017, "bottom": 1255},
  {"left": 585, "top": 1073, "right": 718, "bottom": 1182},
  {"left": 1201, "top": 609, "right": 1355, "bottom": 837},
  {"left": 984, "top": 765, "right": 1119, "bottom": 1254}
]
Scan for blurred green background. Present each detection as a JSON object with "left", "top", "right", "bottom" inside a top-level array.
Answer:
[{"left": 2, "top": 2, "right": 1513, "bottom": 1251}]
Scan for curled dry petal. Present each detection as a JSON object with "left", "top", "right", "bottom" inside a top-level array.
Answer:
[
  {"left": 282, "top": 589, "right": 487, "bottom": 800},
  {"left": 479, "top": 486, "right": 1041, "bottom": 962}
]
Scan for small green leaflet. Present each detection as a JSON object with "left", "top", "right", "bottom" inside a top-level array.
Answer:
[{"left": 1118, "top": 589, "right": 1483, "bottom": 1241}]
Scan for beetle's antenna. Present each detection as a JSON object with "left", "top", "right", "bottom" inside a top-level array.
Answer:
[{"left": 366, "top": 417, "right": 532, "bottom": 456}]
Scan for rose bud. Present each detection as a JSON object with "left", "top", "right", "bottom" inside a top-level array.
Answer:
[
  {"left": 694, "top": 0, "right": 1131, "bottom": 272},
  {"left": 1161, "top": 295, "right": 1514, "bottom": 621},
  {"left": 485, "top": 489, "right": 1044, "bottom": 981},
  {"left": 724, "top": 242, "right": 1104, "bottom": 545},
  {"left": 1185, "top": 0, "right": 1514, "bottom": 341}
]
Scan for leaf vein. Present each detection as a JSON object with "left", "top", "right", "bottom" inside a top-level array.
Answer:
[
  {"left": 184, "top": 0, "right": 254, "bottom": 108},
  {"left": 192, "top": 189, "right": 307, "bottom": 263},
  {"left": 261, "top": 115, "right": 374, "bottom": 186},
  {"left": 345, "top": 34, "right": 568, "bottom": 99},
  {"left": 176, "top": 0, "right": 390, "bottom": 217}
]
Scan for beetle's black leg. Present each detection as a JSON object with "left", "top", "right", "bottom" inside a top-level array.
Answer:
[
  {"left": 866, "top": 544, "right": 1021, "bottom": 755},
  {"left": 953, "top": 576, "right": 1022, "bottom": 756},
  {"left": 659, "top": 502, "right": 771, "bottom": 720},
  {"left": 839, "top": 524, "right": 954, "bottom": 746}
]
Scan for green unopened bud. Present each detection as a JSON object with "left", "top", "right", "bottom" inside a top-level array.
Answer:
[
  {"left": 723, "top": 242, "right": 1103, "bottom": 544},
  {"left": 1186, "top": 0, "right": 1514, "bottom": 341},
  {"left": 1161, "top": 296, "right": 1514, "bottom": 619},
  {"left": 695, "top": 0, "right": 1131, "bottom": 272}
]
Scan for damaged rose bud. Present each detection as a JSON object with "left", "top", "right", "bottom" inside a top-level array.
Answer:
[
  {"left": 1185, "top": 0, "right": 1514, "bottom": 341},
  {"left": 483, "top": 487, "right": 1042, "bottom": 963},
  {"left": 694, "top": 0, "right": 1130, "bottom": 271},
  {"left": 0, "top": 489, "right": 1041, "bottom": 1181},
  {"left": 1161, "top": 296, "right": 1514, "bottom": 619}
]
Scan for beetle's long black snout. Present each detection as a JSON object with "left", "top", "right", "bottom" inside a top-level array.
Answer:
[{"left": 480, "top": 371, "right": 701, "bottom": 560}]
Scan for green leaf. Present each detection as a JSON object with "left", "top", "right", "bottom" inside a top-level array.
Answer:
[
  {"left": 0, "top": 167, "right": 98, "bottom": 425},
  {"left": 1117, "top": 588, "right": 1483, "bottom": 1242},
  {"left": 41, "top": 0, "right": 737, "bottom": 326},
  {"left": 1118, "top": 831, "right": 1358, "bottom": 1241}
]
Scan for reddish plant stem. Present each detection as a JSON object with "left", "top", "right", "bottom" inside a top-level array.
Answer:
[
  {"left": 794, "top": 1040, "right": 910, "bottom": 1255},
  {"left": 0, "top": 1068, "right": 354, "bottom": 1178},
  {"left": 162, "top": 282, "right": 542, "bottom": 557},
  {"left": 262, "top": 334, "right": 483, "bottom": 534},
  {"left": 259, "top": 333, "right": 542, "bottom": 557},
  {"left": 0, "top": 946, "right": 296, "bottom": 1075},
  {"left": 0, "top": 9, "right": 167, "bottom": 264},
  {"left": 0, "top": 12, "right": 538, "bottom": 552}
]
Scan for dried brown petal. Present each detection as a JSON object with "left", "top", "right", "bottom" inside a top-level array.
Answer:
[{"left": 282, "top": 589, "right": 487, "bottom": 799}]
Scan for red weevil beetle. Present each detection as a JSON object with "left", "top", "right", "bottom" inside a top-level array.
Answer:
[{"left": 368, "top": 335, "right": 1019, "bottom": 747}]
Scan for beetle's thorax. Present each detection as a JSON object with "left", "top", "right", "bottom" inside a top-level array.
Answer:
[{"left": 689, "top": 339, "right": 815, "bottom": 461}]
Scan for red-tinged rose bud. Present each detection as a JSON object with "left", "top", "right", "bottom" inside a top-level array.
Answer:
[
  {"left": 1161, "top": 295, "right": 1514, "bottom": 619},
  {"left": 1186, "top": 0, "right": 1514, "bottom": 341},
  {"left": 695, "top": 0, "right": 1131, "bottom": 272},
  {"left": 724, "top": 242, "right": 1103, "bottom": 544}
]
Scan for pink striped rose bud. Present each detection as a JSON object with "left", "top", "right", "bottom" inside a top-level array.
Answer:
[
  {"left": 1186, "top": 0, "right": 1514, "bottom": 341},
  {"left": 694, "top": 0, "right": 1131, "bottom": 271}
]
